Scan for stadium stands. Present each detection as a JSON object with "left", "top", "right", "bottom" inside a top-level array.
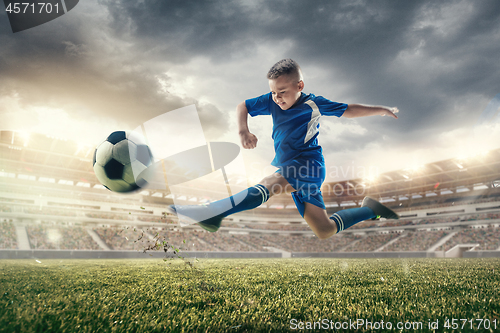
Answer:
[
  {"left": 0, "top": 220, "right": 17, "bottom": 249},
  {"left": 437, "top": 226, "right": 500, "bottom": 251},
  {"left": 155, "top": 229, "right": 217, "bottom": 252},
  {"left": 382, "top": 230, "right": 450, "bottom": 252},
  {"left": 26, "top": 224, "right": 100, "bottom": 250},
  {"left": 93, "top": 227, "right": 144, "bottom": 250},
  {"left": 1, "top": 130, "right": 500, "bottom": 257},
  {"left": 342, "top": 233, "right": 401, "bottom": 252}
]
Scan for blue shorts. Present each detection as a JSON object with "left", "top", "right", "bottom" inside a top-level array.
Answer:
[{"left": 275, "top": 157, "right": 326, "bottom": 218}]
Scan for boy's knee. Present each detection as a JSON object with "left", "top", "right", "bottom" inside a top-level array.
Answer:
[
  {"left": 309, "top": 223, "right": 337, "bottom": 240},
  {"left": 259, "top": 173, "right": 290, "bottom": 197},
  {"left": 314, "top": 230, "right": 333, "bottom": 240}
]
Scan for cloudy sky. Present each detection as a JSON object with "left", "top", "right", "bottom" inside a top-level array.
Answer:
[{"left": 1, "top": 0, "right": 499, "bottom": 182}]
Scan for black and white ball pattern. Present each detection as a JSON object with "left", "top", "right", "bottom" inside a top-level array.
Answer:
[{"left": 93, "top": 131, "right": 153, "bottom": 193}]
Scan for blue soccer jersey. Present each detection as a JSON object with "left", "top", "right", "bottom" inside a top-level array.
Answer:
[{"left": 245, "top": 92, "right": 347, "bottom": 167}]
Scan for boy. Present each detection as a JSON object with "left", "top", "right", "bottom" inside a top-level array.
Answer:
[{"left": 168, "top": 59, "right": 399, "bottom": 240}]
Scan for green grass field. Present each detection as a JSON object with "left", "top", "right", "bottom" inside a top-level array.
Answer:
[{"left": 1, "top": 258, "right": 499, "bottom": 332}]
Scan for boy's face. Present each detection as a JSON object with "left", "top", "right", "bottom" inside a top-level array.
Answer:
[{"left": 269, "top": 75, "right": 304, "bottom": 110}]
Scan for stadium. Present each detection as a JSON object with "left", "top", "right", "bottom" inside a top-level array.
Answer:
[
  {"left": 2, "top": 131, "right": 500, "bottom": 332},
  {"left": 2, "top": 0, "right": 500, "bottom": 330},
  {"left": 1, "top": 129, "right": 500, "bottom": 259}
]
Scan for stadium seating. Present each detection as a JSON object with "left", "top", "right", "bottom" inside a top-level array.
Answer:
[
  {"left": 26, "top": 224, "right": 100, "bottom": 250},
  {"left": 0, "top": 221, "right": 17, "bottom": 249},
  {"left": 1, "top": 131, "right": 500, "bottom": 256},
  {"left": 382, "top": 230, "right": 450, "bottom": 251},
  {"left": 437, "top": 226, "right": 500, "bottom": 251},
  {"left": 342, "top": 233, "right": 401, "bottom": 252}
]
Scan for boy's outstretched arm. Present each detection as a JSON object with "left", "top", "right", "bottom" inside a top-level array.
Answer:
[
  {"left": 237, "top": 101, "right": 258, "bottom": 149},
  {"left": 342, "top": 104, "right": 399, "bottom": 119}
]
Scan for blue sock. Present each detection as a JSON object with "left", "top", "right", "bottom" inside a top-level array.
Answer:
[
  {"left": 330, "top": 207, "right": 376, "bottom": 233},
  {"left": 209, "top": 184, "right": 270, "bottom": 217}
]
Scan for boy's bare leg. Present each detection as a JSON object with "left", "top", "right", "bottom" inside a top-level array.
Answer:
[
  {"left": 259, "top": 173, "right": 337, "bottom": 239},
  {"left": 258, "top": 172, "right": 296, "bottom": 197},
  {"left": 303, "top": 202, "right": 338, "bottom": 240}
]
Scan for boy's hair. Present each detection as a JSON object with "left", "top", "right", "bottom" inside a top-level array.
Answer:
[{"left": 267, "top": 58, "right": 303, "bottom": 82}]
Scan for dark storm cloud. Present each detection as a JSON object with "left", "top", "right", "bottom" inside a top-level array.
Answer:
[
  {"left": 257, "top": 0, "right": 500, "bottom": 151},
  {"left": 1, "top": 0, "right": 499, "bottom": 156},
  {"left": 0, "top": 1, "right": 229, "bottom": 135},
  {"left": 100, "top": 0, "right": 257, "bottom": 63},
  {"left": 97, "top": 0, "right": 500, "bottom": 153}
]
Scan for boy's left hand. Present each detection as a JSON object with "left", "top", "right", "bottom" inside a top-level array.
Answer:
[{"left": 382, "top": 107, "right": 399, "bottom": 119}]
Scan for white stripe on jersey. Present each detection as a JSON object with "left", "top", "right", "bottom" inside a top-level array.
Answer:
[{"left": 304, "top": 100, "right": 322, "bottom": 143}]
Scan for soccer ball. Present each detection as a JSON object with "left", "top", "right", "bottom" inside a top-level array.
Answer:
[{"left": 93, "top": 131, "right": 154, "bottom": 193}]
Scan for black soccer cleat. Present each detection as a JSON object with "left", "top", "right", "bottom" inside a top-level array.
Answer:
[
  {"left": 196, "top": 215, "right": 223, "bottom": 233},
  {"left": 165, "top": 205, "right": 223, "bottom": 232},
  {"left": 361, "top": 197, "right": 399, "bottom": 220}
]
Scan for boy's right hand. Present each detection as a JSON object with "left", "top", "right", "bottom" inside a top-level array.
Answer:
[{"left": 239, "top": 131, "right": 258, "bottom": 149}]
